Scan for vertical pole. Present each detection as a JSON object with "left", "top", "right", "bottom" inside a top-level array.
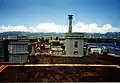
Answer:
[{"left": 68, "top": 15, "right": 73, "bottom": 33}]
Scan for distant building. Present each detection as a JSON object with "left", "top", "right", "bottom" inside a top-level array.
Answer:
[
  {"left": 0, "top": 40, "right": 9, "bottom": 62},
  {"left": 8, "top": 36, "right": 29, "bottom": 63},
  {"left": 0, "top": 36, "right": 29, "bottom": 63}
]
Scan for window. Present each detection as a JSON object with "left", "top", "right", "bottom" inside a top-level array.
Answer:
[{"left": 74, "top": 41, "right": 78, "bottom": 48}]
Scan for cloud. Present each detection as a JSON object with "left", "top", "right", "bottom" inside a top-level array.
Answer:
[
  {"left": 36, "top": 23, "right": 68, "bottom": 32},
  {"left": 0, "top": 25, "right": 30, "bottom": 32},
  {"left": 0, "top": 22, "right": 120, "bottom": 33}
]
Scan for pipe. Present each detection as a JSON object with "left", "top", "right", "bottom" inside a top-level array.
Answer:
[{"left": 68, "top": 15, "right": 73, "bottom": 33}]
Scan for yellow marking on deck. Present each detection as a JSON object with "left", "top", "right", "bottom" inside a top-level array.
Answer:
[
  {"left": 0, "top": 64, "right": 120, "bottom": 72},
  {"left": 20, "top": 64, "right": 120, "bottom": 68},
  {"left": 25, "top": 64, "right": 120, "bottom": 68}
]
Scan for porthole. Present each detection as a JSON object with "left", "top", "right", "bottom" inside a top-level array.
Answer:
[{"left": 74, "top": 51, "right": 78, "bottom": 55}]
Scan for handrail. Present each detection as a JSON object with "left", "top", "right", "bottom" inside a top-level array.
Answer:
[{"left": 0, "top": 64, "right": 120, "bottom": 72}]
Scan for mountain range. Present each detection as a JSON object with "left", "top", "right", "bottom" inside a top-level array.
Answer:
[{"left": 0, "top": 31, "right": 120, "bottom": 39}]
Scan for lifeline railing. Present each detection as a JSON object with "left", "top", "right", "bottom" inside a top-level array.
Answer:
[{"left": 0, "top": 64, "right": 120, "bottom": 72}]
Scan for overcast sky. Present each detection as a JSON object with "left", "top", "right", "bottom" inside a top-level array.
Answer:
[{"left": 0, "top": 0, "right": 120, "bottom": 33}]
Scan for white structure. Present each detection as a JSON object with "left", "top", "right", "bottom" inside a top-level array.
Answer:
[
  {"left": 65, "top": 15, "right": 85, "bottom": 57},
  {"left": 65, "top": 33, "right": 84, "bottom": 57},
  {"left": 89, "top": 47, "right": 102, "bottom": 54},
  {"left": 86, "top": 45, "right": 102, "bottom": 55}
]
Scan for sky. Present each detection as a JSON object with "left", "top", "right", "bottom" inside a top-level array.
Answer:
[{"left": 0, "top": 0, "right": 120, "bottom": 33}]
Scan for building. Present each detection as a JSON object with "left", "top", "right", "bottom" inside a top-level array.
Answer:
[
  {"left": 0, "top": 40, "right": 9, "bottom": 62},
  {"left": 8, "top": 36, "right": 29, "bottom": 63},
  {"left": 65, "top": 15, "right": 85, "bottom": 57}
]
